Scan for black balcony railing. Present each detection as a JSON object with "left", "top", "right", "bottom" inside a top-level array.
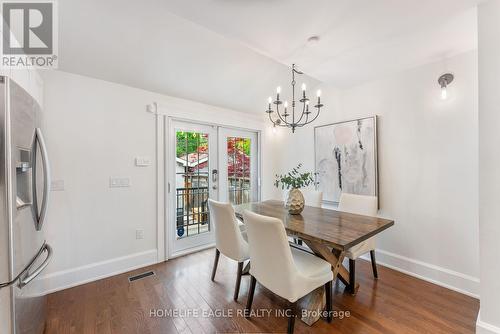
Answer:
[{"left": 175, "top": 186, "right": 209, "bottom": 238}]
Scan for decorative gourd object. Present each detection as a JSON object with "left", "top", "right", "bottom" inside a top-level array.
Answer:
[{"left": 286, "top": 188, "right": 305, "bottom": 214}]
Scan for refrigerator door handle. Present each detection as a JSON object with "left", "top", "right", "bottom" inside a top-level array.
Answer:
[
  {"left": 31, "top": 128, "right": 51, "bottom": 231},
  {"left": 18, "top": 243, "right": 52, "bottom": 289},
  {"left": 0, "top": 242, "right": 51, "bottom": 290}
]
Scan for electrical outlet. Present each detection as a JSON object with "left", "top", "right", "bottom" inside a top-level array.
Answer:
[
  {"left": 136, "top": 229, "right": 144, "bottom": 240},
  {"left": 109, "top": 177, "right": 130, "bottom": 188},
  {"left": 135, "top": 156, "right": 152, "bottom": 167}
]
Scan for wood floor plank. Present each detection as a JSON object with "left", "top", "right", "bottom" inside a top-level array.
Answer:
[{"left": 46, "top": 248, "right": 479, "bottom": 334}]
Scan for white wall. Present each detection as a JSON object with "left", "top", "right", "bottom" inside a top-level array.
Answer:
[
  {"left": 36, "top": 50, "right": 481, "bottom": 301},
  {"left": 477, "top": 1, "right": 500, "bottom": 333},
  {"left": 39, "top": 70, "right": 279, "bottom": 293},
  {"left": 276, "top": 50, "right": 480, "bottom": 297}
]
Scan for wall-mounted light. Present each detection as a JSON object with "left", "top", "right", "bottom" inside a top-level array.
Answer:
[{"left": 438, "top": 73, "right": 454, "bottom": 100}]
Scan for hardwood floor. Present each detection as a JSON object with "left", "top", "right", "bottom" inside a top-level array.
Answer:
[{"left": 46, "top": 248, "right": 479, "bottom": 334}]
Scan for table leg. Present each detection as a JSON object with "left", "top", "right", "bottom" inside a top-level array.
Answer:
[
  {"left": 299, "top": 240, "right": 347, "bottom": 325},
  {"left": 337, "top": 262, "right": 359, "bottom": 294},
  {"left": 304, "top": 242, "right": 359, "bottom": 294},
  {"left": 298, "top": 285, "right": 326, "bottom": 326}
]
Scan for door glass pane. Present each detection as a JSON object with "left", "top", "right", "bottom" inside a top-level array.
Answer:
[
  {"left": 175, "top": 131, "right": 210, "bottom": 239},
  {"left": 227, "top": 137, "right": 251, "bottom": 205}
]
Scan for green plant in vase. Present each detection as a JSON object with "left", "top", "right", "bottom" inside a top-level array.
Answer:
[{"left": 274, "top": 164, "right": 314, "bottom": 214}]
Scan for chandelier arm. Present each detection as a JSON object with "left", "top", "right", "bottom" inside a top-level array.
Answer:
[
  {"left": 303, "top": 112, "right": 310, "bottom": 125},
  {"left": 268, "top": 112, "right": 287, "bottom": 127},
  {"left": 274, "top": 102, "right": 289, "bottom": 126},
  {"left": 293, "top": 110, "right": 309, "bottom": 128},
  {"left": 268, "top": 111, "right": 276, "bottom": 124},
  {"left": 306, "top": 107, "right": 321, "bottom": 124},
  {"left": 294, "top": 101, "right": 307, "bottom": 125}
]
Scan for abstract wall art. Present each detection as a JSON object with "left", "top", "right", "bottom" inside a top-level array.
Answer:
[{"left": 314, "top": 116, "right": 378, "bottom": 204}]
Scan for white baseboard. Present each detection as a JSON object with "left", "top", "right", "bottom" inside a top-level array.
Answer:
[
  {"left": 358, "top": 249, "right": 480, "bottom": 298},
  {"left": 477, "top": 311, "right": 500, "bottom": 334},
  {"left": 38, "top": 249, "right": 158, "bottom": 294},
  {"left": 37, "top": 244, "right": 480, "bottom": 301}
]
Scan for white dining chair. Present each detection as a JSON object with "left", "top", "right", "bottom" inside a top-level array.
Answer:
[
  {"left": 337, "top": 193, "right": 379, "bottom": 294},
  {"left": 208, "top": 199, "right": 250, "bottom": 301},
  {"left": 243, "top": 210, "right": 334, "bottom": 333},
  {"left": 301, "top": 189, "right": 323, "bottom": 208}
]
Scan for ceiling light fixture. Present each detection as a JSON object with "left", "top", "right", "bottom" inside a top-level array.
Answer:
[
  {"left": 266, "top": 64, "right": 323, "bottom": 133},
  {"left": 438, "top": 73, "right": 454, "bottom": 100}
]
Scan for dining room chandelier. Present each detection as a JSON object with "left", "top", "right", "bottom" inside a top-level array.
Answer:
[{"left": 266, "top": 64, "right": 323, "bottom": 133}]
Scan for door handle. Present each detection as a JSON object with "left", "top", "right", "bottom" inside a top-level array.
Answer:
[
  {"left": 18, "top": 243, "right": 52, "bottom": 288},
  {"left": 212, "top": 169, "right": 218, "bottom": 189},
  {"left": 31, "top": 128, "right": 51, "bottom": 231},
  {"left": 0, "top": 242, "right": 52, "bottom": 290}
]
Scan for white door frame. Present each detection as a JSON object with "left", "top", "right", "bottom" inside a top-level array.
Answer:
[{"left": 165, "top": 117, "right": 261, "bottom": 259}]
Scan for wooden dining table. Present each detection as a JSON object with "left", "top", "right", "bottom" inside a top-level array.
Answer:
[{"left": 233, "top": 200, "right": 394, "bottom": 326}]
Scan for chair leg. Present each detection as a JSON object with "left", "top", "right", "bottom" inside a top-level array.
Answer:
[
  {"left": 234, "top": 262, "right": 243, "bottom": 301},
  {"left": 349, "top": 259, "right": 356, "bottom": 294},
  {"left": 325, "top": 281, "right": 332, "bottom": 322},
  {"left": 370, "top": 250, "right": 379, "bottom": 279},
  {"left": 245, "top": 275, "right": 257, "bottom": 318},
  {"left": 287, "top": 301, "right": 297, "bottom": 334},
  {"left": 211, "top": 248, "right": 220, "bottom": 282}
]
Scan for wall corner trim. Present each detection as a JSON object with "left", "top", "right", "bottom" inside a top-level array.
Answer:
[{"left": 477, "top": 311, "right": 500, "bottom": 334}]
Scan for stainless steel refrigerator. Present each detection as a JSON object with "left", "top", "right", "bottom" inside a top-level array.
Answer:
[{"left": 0, "top": 76, "right": 52, "bottom": 334}]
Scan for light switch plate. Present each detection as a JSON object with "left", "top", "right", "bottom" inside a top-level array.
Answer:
[
  {"left": 109, "top": 177, "right": 130, "bottom": 188},
  {"left": 51, "top": 180, "right": 65, "bottom": 191},
  {"left": 135, "top": 156, "right": 152, "bottom": 167},
  {"left": 136, "top": 229, "right": 144, "bottom": 239}
]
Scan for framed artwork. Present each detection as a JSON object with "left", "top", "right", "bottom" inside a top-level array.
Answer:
[{"left": 314, "top": 116, "right": 378, "bottom": 204}]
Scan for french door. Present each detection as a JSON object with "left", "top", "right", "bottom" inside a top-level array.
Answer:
[
  {"left": 169, "top": 120, "right": 259, "bottom": 256},
  {"left": 218, "top": 127, "right": 258, "bottom": 205}
]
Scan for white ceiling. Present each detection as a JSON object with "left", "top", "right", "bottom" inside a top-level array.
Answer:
[
  {"left": 58, "top": 0, "right": 479, "bottom": 114},
  {"left": 58, "top": 0, "right": 320, "bottom": 114},
  {"left": 164, "top": 0, "right": 479, "bottom": 87}
]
